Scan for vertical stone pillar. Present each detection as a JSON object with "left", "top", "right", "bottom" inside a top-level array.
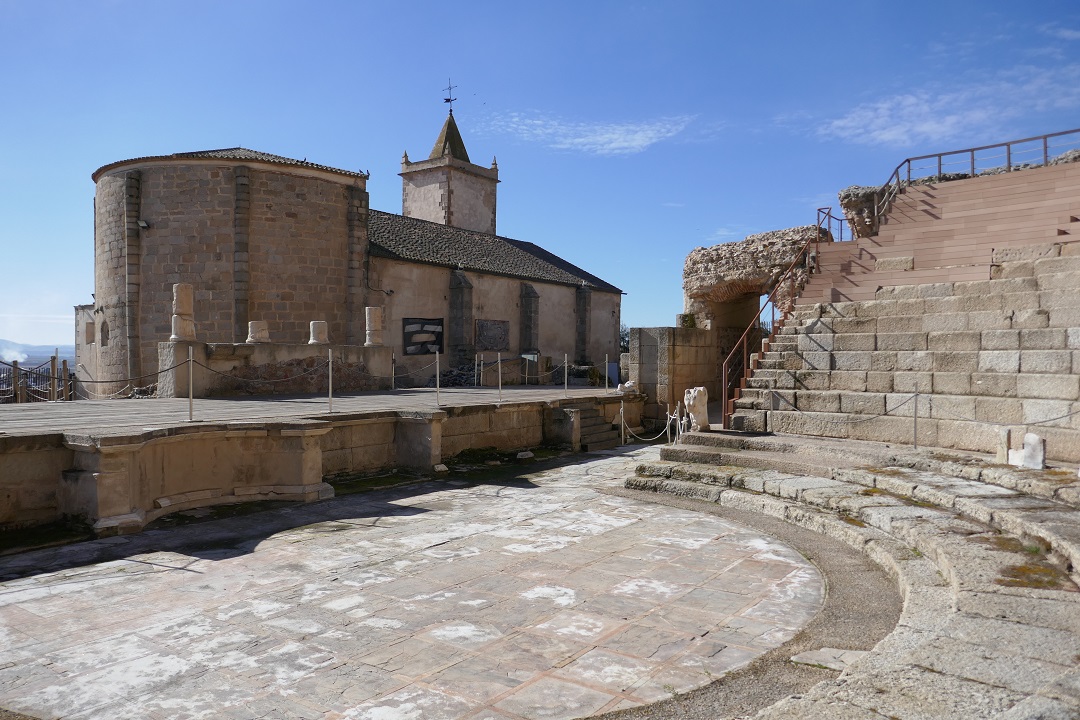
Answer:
[
  {"left": 519, "top": 283, "right": 539, "bottom": 354},
  {"left": 309, "top": 321, "right": 329, "bottom": 344},
  {"left": 449, "top": 270, "right": 474, "bottom": 366},
  {"left": 169, "top": 283, "right": 196, "bottom": 341},
  {"left": 575, "top": 285, "right": 592, "bottom": 365},
  {"left": 364, "top": 307, "right": 384, "bottom": 347},
  {"left": 123, "top": 171, "right": 142, "bottom": 381},
  {"left": 346, "top": 185, "right": 370, "bottom": 345}
]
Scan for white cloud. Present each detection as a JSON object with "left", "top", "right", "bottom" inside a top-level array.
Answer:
[
  {"left": 1042, "top": 24, "right": 1080, "bottom": 41},
  {"left": 818, "top": 65, "right": 1080, "bottom": 148},
  {"left": 482, "top": 112, "right": 695, "bottom": 155}
]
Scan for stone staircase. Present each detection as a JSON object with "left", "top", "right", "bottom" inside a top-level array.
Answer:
[
  {"left": 577, "top": 405, "right": 621, "bottom": 451},
  {"left": 628, "top": 431, "right": 1080, "bottom": 718},
  {"left": 801, "top": 162, "right": 1080, "bottom": 304},
  {"left": 730, "top": 240, "right": 1080, "bottom": 464}
]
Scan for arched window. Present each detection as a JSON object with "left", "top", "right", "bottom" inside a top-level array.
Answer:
[{"left": 100, "top": 319, "right": 109, "bottom": 347}]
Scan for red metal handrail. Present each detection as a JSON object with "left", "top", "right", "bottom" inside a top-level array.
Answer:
[
  {"left": 874, "top": 126, "right": 1080, "bottom": 227},
  {"left": 719, "top": 209, "right": 840, "bottom": 429}
]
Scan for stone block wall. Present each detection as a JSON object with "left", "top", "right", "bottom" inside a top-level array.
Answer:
[
  {"left": 247, "top": 169, "right": 352, "bottom": 344},
  {"left": 441, "top": 404, "right": 545, "bottom": 457},
  {"left": 137, "top": 165, "right": 238, "bottom": 374},
  {"left": 157, "top": 341, "right": 393, "bottom": 398},
  {"left": 92, "top": 174, "right": 133, "bottom": 392},
  {"left": 629, "top": 327, "right": 719, "bottom": 420},
  {"left": 0, "top": 435, "right": 71, "bottom": 531},
  {"left": 734, "top": 241, "right": 1080, "bottom": 463},
  {"left": 84, "top": 158, "right": 371, "bottom": 391}
]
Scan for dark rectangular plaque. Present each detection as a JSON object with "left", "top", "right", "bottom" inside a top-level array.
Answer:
[
  {"left": 403, "top": 318, "right": 444, "bottom": 355},
  {"left": 475, "top": 319, "right": 510, "bottom": 352}
]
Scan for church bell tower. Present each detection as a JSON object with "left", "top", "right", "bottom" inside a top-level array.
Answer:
[{"left": 400, "top": 109, "right": 500, "bottom": 235}]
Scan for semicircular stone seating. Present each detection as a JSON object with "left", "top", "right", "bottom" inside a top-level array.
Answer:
[{"left": 631, "top": 395, "right": 1080, "bottom": 718}]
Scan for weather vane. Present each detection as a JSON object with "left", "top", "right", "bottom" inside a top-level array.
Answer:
[{"left": 443, "top": 78, "right": 458, "bottom": 114}]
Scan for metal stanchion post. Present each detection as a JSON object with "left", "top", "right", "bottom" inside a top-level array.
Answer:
[
  {"left": 620, "top": 401, "right": 626, "bottom": 445},
  {"left": 913, "top": 382, "right": 919, "bottom": 450},
  {"left": 436, "top": 350, "right": 441, "bottom": 406},
  {"left": 328, "top": 348, "right": 334, "bottom": 413},
  {"left": 605, "top": 354, "right": 609, "bottom": 392},
  {"left": 11, "top": 360, "right": 18, "bottom": 404},
  {"left": 391, "top": 352, "right": 395, "bottom": 391},
  {"left": 475, "top": 354, "right": 479, "bottom": 387},
  {"left": 497, "top": 353, "right": 502, "bottom": 403},
  {"left": 564, "top": 353, "right": 568, "bottom": 397},
  {"left": 188, "top": 346, "right": 194, "bottom": 422},
  {"left": 666, "top": 403, "right": 672, "bottom": 445},
  {"left": 61, "top": 360, "right": 69, "bottom": 400},
  {"left": 49, "top": 354, "right": 57, "bottom": 401}
]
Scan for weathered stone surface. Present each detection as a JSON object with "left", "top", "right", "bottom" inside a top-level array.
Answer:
[
  {"left": 838, "top": 185, "right": 883, "bottom": 239},
  {"left": 683, "top": 225, "right": 828, "bottom": 308}
]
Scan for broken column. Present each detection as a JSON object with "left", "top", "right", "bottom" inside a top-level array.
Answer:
[
  {"left": 308, "top": 321, "right": 329, "bottom": 345},
  {"left": 365, "top": 307, "right": 384, "bottom": 347},
  {"left": 168, "top": 283, "right": 196, "bottom": 341},
  {"left": 246, "top": 320, "right": 270, "bottom": 343}
]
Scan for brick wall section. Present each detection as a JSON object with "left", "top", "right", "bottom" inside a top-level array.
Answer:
[
  {"left": 136, "top": 165, "right": 237, "bottom": 377},
  {"left": 247, "top": 169, "right": 350, "bottom": 344}
]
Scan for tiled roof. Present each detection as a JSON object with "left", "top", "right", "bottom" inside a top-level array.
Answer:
[
  {"left": 368, "top": 211, "right": 622, "bottom": 293},
  {"left": 93, "top": 147, "right": 369, "bottom": 181}
]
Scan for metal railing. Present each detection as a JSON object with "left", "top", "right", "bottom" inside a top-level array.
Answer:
[
  {"left": 719, "top": 209, "right": 841, "bottom": 428},
  {"left": 874, "top": 127, "right": 1080, "bottom": 229}
]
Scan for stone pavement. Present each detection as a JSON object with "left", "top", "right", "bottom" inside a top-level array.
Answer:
[
  {"left": 0, "top": 447, "right": 824, "bottom": 720},
  {"left": 0, "top": 386, "right": 614, "bottom": 436}
]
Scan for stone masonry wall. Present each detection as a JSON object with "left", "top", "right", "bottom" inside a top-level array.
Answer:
[
  {"left": 92, "top": 175, "right": 133, "bottom": 391},
  {"left": 137, "top": 165, "right": 238, "bottom": 377},
  {"left": 247, "top": 169, "right": 351, "bottom": 344}
]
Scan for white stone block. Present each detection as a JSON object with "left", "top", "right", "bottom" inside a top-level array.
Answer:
[
  {"left": 246, "top": 320, "right": 270, "bottom": 343},
  {"left": 308, "top": 320, "right": 329, "bottom": 344}
]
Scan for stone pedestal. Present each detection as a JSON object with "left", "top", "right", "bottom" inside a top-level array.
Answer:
[
  {"left": 246, "top": 321, "right": 270, "bottom": 343},
  {"left": 308, "top": 321, "right": 329, "bottom": 345},
  {"left": 365, "top": 307, "right": 384, "bottom": 347},
  {"left": 169, "top": 283, "right": 196, "bottom": 341}
]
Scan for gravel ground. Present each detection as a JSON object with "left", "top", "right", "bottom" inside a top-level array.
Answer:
[{"left": 597, "top": 486, "right": 902, "bottom": 720}]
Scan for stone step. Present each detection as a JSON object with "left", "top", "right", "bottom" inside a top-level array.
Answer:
[
  {"left": 581, "top": 436, "right": 620, "bottom": 452},
  {"left": 675, "top": 429, "right": 1080, "bottom": 506},
  {"left": 632, "top": 455, "right": 1080, "bottom": 584}
]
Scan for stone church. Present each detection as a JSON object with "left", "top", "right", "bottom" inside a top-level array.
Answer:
[{"left": 76, "top": 112, "right": 622, "bottom": 389}]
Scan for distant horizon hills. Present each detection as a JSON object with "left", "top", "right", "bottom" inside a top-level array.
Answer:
[{"left": 0, "top": 339, "right": 76, "bottom": 364}]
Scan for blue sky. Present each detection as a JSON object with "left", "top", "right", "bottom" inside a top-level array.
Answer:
[{"left": 2, "top": 0, "right": 1079, "bottom": 347}]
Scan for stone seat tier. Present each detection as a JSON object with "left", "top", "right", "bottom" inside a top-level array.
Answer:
[
  {"left": 800, "top": 164, "right": 1080, "bottom": 304},
  {"left": 626, "top": 442, "right": 1080, "bottom": 718}
]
